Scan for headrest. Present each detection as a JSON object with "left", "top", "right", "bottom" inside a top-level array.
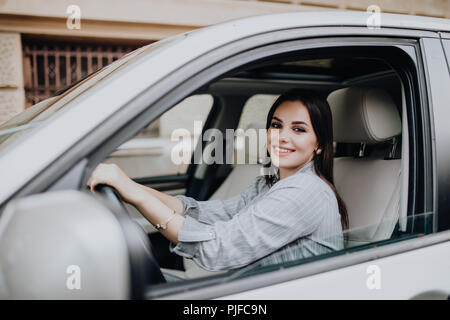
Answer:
[{"left": 327, "top": 87, "right": 401, "bottom": 143}]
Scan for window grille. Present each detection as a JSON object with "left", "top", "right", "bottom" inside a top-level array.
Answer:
[{"left": 22, "top": 40, "right": 138, "bottom": 107}]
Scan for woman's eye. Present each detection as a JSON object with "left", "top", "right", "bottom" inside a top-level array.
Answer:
[
  {"left": 294, "top": 127, "right": 305, "bottom": 133},
  {"left": 270, "top": 122, "right": 281, "bottom": 129}
]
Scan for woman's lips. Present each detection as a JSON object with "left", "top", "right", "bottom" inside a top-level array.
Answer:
[{"left": 272, "top": 145, "right": 296, "bottom": 157}]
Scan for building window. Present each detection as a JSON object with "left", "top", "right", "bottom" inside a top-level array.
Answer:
[{"left": 22, "top": 37, "right": 139, "bottom": 107}]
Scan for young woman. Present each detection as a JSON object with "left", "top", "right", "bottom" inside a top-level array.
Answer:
[{"left": 87, "top": 88, "right": 348, "bottom": 272}]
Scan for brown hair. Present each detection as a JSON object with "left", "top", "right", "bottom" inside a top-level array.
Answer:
[{"left": 263, "top": 88, "right": 349, "bottom": 230}]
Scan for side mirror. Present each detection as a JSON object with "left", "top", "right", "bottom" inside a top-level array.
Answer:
[{"left": 0, "top": 190, "right": 130, "bottom": 299}]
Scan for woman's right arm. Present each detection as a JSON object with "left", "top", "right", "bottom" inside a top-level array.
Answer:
[
  {"left": 87, "top": 162, "right": 265, "bottom": 224},
  {"left": 87, "top": 163, "right": 184, "bottom": 216},
  {"left": 134, "top": 183, "right": 185, "bottom": 216}
]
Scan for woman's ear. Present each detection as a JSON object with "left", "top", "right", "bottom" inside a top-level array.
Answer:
[{"left": 315, "top": 147, "right": 322, "bottom": 155}]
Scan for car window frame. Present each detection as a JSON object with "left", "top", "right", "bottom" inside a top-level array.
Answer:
[
  {"left": 140, "top": 39, "right": 432, "bottom": 299},
  {"left": 8, "top": 26, "right": 443, "bottom": 298},
  {"left": 135, "top": 38, "right": 432, "bottom": 298}
]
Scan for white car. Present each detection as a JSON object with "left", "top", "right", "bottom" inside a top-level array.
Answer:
[{"left": 0, "top": 11, "right": 449, "bottom": 300}]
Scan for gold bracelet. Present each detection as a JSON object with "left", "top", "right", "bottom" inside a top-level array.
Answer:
[{"left": 155, "top": 210, "right": 176, "bottom": 230}]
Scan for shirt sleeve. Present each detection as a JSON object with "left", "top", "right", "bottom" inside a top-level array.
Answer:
[
  {"left": 170, "top": 174, "right": 331, "bottom": 271},
  {"left": 174, "top": 175, "right": 266, "bottom": 225}
]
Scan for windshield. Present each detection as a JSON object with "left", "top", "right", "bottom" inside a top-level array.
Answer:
[{"left": 0, "top": 36, "right": 177, "bottom": 153}]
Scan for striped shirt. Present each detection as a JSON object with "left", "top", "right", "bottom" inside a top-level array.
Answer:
[{"left": 170, "top": 160, "right": 343, "bottom": 271}]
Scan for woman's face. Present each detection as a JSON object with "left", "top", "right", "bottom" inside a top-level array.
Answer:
[{"left": 267, "top": 100, "right": 320, "bottom": 177}]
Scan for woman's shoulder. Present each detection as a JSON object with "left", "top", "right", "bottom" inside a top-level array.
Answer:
[{"left": 271, "top": 170, "right": 334, "bottom": 198}]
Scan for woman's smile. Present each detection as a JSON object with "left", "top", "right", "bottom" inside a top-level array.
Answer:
[{"left": 272, "top": 145, "right": 296, "bottom": 157}]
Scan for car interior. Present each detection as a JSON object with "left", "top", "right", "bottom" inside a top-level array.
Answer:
[{"left": 98, "top": 46, "right": 426, "bottom": 295}]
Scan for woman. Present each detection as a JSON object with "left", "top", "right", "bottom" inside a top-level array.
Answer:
[{"left": 87, "top": 88, "right": 348, "bottom": 272}]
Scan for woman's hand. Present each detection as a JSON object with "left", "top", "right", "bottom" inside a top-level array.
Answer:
[
  {"left": 87, "top": 163, "right": 144, "bottom": 204},
  {"left": 88, "top": 163, "right": 185, "bottom": 244}
]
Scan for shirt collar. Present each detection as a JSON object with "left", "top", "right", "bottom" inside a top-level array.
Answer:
[
  {"left": 274, "top": 160, "right": 316, "bottom": 182},
  {"left": 296, "top": 159, "right": 315, "bottom": 175}
]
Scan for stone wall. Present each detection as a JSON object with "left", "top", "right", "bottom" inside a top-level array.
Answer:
[{"left": 0, "top": 32, "right": 24, "bottom": 125}]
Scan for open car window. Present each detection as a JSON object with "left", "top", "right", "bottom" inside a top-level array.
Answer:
[{"left": 106, "top": 94, "right": 214, "bottom": 179}]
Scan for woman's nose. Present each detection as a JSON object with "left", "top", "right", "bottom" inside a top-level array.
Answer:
[
  {"left": 278, "top": 127, "right": 290, "bottom": 142},
  {"left": 269, "top": 127, "right": 290, "bottom": 143}
]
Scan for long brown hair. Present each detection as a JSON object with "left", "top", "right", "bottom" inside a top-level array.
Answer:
[{"left": 263, "top": 88, "right": 349, "bottom": 230}]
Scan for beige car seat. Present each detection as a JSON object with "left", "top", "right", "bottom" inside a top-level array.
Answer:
[{"left": 327, "top": 87, "right": 403, "bottom": 248}]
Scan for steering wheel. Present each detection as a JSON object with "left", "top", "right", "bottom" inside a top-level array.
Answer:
[{"left": 94, "top": 184, "right": 166, "bottom": 296}]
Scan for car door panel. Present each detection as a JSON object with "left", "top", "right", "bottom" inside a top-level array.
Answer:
[{"left": 219, "top": 239, "right": 450, "bottom": 300}]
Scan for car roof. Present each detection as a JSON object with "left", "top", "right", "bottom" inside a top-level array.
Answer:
[{"left": 194, "top": 11, "right": 450, "bottom": 37}]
